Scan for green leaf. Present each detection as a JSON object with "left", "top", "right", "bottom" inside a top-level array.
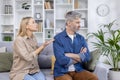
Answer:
[{"left": 88, "top": 19, "right": 120, "bottom": 70}]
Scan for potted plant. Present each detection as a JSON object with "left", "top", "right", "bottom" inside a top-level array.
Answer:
[
  {"left": 3, "top": 36, "right": 12, "bottom": 41},
  {"left": 88, "top": 20, "right": 120, "bottom": 80},
  {"left": 22, "top": 3, "right": 31, "bottom": 10}
]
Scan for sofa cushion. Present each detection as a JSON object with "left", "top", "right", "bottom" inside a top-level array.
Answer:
[
  {"left": 0, "top": 69, "right": 54, "bottom": 80},
  {"left": 0, "top": 42, "right": 54, "bottom": 69},
  {"left": 0, "top": 42, "right": 13, "bottom": 52},
  {"left": 38, "top": 43, "right": 54, "bottom": 69},
  {"left": 0, "top": 52, "right": 13, "bottom": 72},
  {"left": 84, "top": 49, "right": 101, "bottom": 71},
  {"left": 0, "top": 47, "right": 6, "bottom": 53},
  {"left": 0, "top": 72, "right": 9, "bottom": 80},
  {"left": 50, "top": 55, "right": 56, "bottom": 74}
]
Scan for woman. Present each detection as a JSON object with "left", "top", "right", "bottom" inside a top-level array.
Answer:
[{"left": 10, "top": 17, "right": 54, "bottom": 80}]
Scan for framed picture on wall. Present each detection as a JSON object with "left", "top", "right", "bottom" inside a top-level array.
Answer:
[{"left": 80, "top": 18, "right": 86, "bottom": 28}]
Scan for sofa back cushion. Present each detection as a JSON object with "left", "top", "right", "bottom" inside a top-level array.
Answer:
[
  {"left": 0, "top": 47, "right": 6, "bottom": 53},
  {"left": 0, "top": 42, "right": 54, "bottom": 69},
  {"left": 0, "top": 42, "right": 13, "bottom": 52},
  {"left": 0, "top": 52, "right": 13, "bottom": 72},
  {"left": 38, "top": 43, "right": 54, "bottom": 69},
  {"left": 83, "top": 49, "right": 101, "bottom": 71}
]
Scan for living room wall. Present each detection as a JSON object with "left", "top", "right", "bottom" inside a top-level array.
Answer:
[{"left": 87, "top": 0, "right": 120, "bottom": 51}]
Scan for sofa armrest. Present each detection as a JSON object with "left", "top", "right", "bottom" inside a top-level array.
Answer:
[{"left": 94, "top": 62, "right": 112, "bottom": 80}]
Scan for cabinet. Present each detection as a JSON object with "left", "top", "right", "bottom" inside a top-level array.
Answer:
[
  {"left": 0, "top": 0, "right": 88, "bottom": 42},
  {"left": 0, "top": 0, "right": 14, "bottom": 41}
]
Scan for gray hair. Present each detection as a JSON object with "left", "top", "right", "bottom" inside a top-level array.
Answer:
[{"left": 65, "top": 11, "right": 81, "bottom": 24}]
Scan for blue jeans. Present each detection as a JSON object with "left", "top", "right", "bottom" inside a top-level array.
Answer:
[{"left": 24, "top": 71, "right": 46, "bottom": 80}]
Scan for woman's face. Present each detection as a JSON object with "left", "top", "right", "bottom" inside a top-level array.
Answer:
[{"left": 26, "top": 18, "right": 38, "bottom": 32}]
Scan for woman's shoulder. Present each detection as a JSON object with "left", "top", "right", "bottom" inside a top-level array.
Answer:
[
  {"left": 15, "top": 36, "right": 24, "bottom": 40},
  {"left": 14, "top": 36, "right": 25, "bottom": 43}
]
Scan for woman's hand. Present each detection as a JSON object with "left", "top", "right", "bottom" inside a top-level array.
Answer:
[
  {"left": 42, "top": 39, "right": 54, "bottom": 47},
  {"left": 35, "top": 39, "right": 54, "bottom": 55}
]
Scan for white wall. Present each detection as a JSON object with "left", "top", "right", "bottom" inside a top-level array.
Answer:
[{"left": 88, "top": 0, "right": 120, "bottom": 51}]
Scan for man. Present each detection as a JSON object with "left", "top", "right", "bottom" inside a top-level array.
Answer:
[{"left": 53, "top": 11, "right": 98, "bottom": 80}]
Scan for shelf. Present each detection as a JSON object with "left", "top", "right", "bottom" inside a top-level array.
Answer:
[
  {"left": 0, "top": 41, "right": 13, "bottom": 42},
  {"left": 44, "top": 28, "right": 54, "bottom": 30},
  {"left": 0, "top": 14, "right": 13, "bottom": 16},
  {"left": 45, "top": 38, "right": 53, "bottom": 40},
  {"left": 35, "top": 18, "right": 43, "bottom": 21},
  {"left": 15, "top": 0, "right": 31, "bottom": 2},
  {"left": 16, "top": 9, "right": 32, "bottom": 12},
  {"left": 74, "top": 8, "right": 88, "bottom": 11},
  {"left": 56, "top": 3, "right": 72, "bottom": 6},
  {"left": 80, "top": 27, "right": 88, "bottom": 29},
  {"left": 34, "top": 4, "right": 43, "bottom": 6},
  {"left": 1, "top": 32, "right": 14, "bottom": 34},
  {"left": 1, "top": 24, "right": 14, "bottom": 26},
  {"left": 34, "top": 32, "right": 43, "bottom": 34},
  {"left": 45, "top": 9, "right": 54, "bottom": 12},
  {"left": 56, "top": 18, "right": 65, "bottom": 20}
]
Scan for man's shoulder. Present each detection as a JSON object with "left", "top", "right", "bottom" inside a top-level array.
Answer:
[
  {"left": 54, "top": 31, "right": 64, "bottom": 39},
  {"left": 76, "top": 33, "right": 85, "bottom": 39}
]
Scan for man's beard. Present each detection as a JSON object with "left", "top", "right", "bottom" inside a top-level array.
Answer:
[{"left": 70, "top": 26, "right": 79, "bottom": 32}]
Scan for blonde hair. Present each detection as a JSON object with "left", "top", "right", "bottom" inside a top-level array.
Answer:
[{"left": 18, "top": 17, "right": 33, "bottom": 37}]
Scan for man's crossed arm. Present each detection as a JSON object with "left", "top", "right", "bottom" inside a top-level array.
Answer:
[{"left": 65, "top": 47, "right": 87, "bottom": 64}]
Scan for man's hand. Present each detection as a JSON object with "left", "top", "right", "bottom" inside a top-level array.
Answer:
[{"left": 80, "top": 47, "right": 87, "bottom": 53}]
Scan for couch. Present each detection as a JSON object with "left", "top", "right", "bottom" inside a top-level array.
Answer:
[
  {"left": 0, "top": 41, "right": 107, "bottom": 80},
  {"left": 0, "top": 41, "right": 54, "bottom": 80}
]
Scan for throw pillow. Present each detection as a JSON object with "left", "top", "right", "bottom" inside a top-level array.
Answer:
[
  {"left": 0, "top": 52, "right": 13, "bottom": 72},
  {"left": 0, "top": 47, "right": 6, "bottom": 53},
  {"left": 38, "top": 43, "right": 54, "bottom": 69},
  {"left": 83, "top": 49, "right": 101, "bottom": 71},
  {"left": 50, "top": 55, "right": 56, "bottom": 75}
]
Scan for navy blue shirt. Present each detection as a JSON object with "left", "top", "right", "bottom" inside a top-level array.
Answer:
[{"left": 53, "top": 29, "right": 91, "bottom": 77}]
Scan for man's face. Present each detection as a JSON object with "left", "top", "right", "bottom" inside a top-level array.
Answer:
[{"left": 69, "top": 18, "right": 80, "bottom": 32}]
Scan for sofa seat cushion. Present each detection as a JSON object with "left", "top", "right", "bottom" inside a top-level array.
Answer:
[
  {"left": 42, "top": 69, "right": 54, "bottom": 80},
  {"left": 0, "top": 69, "right": 53, "bottom": 80},
  {"left": 0, "top": 72, "right": 9, "bottom": 80}
]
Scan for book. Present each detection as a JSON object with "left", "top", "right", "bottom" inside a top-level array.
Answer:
[
  {"left": 67, "top": 0, "right": 71, "bottom": 3},
  {"left": 45, "top": 18, "right": 50, "bottom": 28},
  {"left": 4, "top": 5, "right": 13, "bottom": 14},
  {"left": 44, "top": 2, "right": 48, "bottom": 9},
  {"left": 4, "top": 5, "right": 8, "bottom": 14},
  {"left": 80, "top": 19, "right": 85, "bottom": 27},
  {"left": 44, "top": 1, "right": 53, "bottom": 9},
  {"left": 9, "top": 5, "right": 13, "bottom": 14},
  {"left": 50, "top": 22, "right": 54, "bottom": 28},
  {"left": 46, "top": 2, "right": 51, "bottom": 9},
  {"left": 74, "top": 0, "right": 79, "bottom": 9},
  {"left": 38, "top": 22, "right": 43, "bottom": 32}
]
